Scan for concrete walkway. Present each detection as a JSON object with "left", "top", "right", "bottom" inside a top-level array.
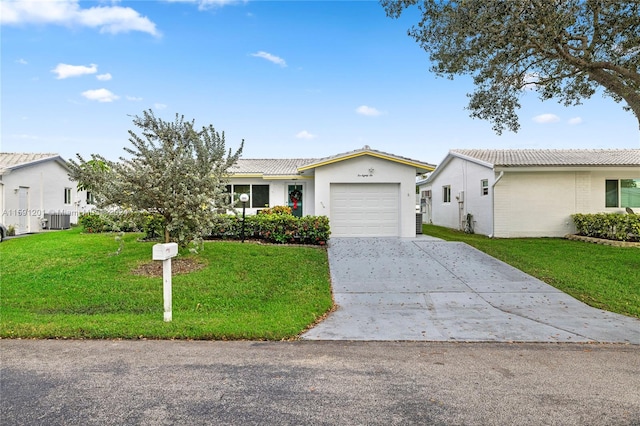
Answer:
[{"left": 302, "top": 237, "right": 640, "bottom": 343}]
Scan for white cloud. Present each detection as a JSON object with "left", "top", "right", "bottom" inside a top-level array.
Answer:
[
  {"left": 522, "top": 73, "right": 540, "bottom": 90},
  {"left": 295, "top": 130, "right": 317, "bottom": 140},
  {"left": 11, "top": 133, "right": 40, "bottom": 140},
  {"left": 532, "top": 113, "right": 560, "bottom": 124},
  {"left": 356, "top": 105, "right": 382, "bottom": 117},
  {"left": 568, "top": 117, "right": 583, "bottom": 125},
  {"left": 126, "top": 95, "right": 143, "bottom": 101},
  {"left": 16, "top": 58, "right": 28, "bottom": 65},
  {"left": 81, "top": 88, "right": 119, "bottom": 102},
  {"left": 1, "top": 0, "right": 160, "bottom": 37},
  {"left": 154, "top": 103, "right": 168, "bottom": 110},
  {"left": 96, "top": 73, "right": 112, "bottom": 81},
  {"left": 251, "top": 51, "right": 287, "bottom": 67},
  {"left": 52, "top": 63, "right": 97, "bottom": 79},
  {"left": 163, "top": 0, "right": 245, "bottom": 11}
]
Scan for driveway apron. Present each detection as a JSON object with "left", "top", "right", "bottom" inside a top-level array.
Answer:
[{"left": 301, "top": 237, "right": 640, "bottom": 343}]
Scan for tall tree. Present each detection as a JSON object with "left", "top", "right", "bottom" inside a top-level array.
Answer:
[
  {"left": 68, "top": 110, "right": 243, "bottom": 245},
  {"left": 381, "top": 0, "right": 640, "bottom": 133}
]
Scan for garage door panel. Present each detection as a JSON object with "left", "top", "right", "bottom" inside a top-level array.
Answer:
[{"left": 330, "top": 183, "right": 399, "bottom": 237}]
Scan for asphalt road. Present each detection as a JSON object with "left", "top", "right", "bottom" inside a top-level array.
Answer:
[{"left": 2, "top": 340, "right": 639, "bottom": 425}]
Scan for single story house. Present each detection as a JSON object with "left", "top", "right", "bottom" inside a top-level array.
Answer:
[
  {"left": 228, "top": 146, "right": 435, "bottom": 237},
  {"left": 0, "top": 153, "right": 93, "bottom": 234},
  {"left": 418, "top": 149, "right": 640, "bottom": 238}
]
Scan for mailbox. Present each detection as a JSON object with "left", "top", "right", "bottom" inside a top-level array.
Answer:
[{"left": 152, "top": 243, "right": 178, "bottom": 261}]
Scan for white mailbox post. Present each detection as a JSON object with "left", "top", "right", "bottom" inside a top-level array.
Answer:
[{"left": 152, "top": 243, "right": 179, "bottom": 322}]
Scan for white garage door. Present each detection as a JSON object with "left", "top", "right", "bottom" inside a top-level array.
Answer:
[{"left": 330, "top": 183, "right": 400, "bottom": 237}]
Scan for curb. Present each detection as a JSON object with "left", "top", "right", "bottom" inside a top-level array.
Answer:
[{"left": 565, "top": 234, "right": 640, "bottom": 248}]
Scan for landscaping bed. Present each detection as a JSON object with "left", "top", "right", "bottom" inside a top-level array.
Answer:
[{"left": 565, "top": 233, "right": 640, "bottom": 248}]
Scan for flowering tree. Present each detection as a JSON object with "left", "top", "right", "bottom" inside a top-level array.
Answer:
[{"left": 69, "top": 110, "right": 243, "bottom": 245}]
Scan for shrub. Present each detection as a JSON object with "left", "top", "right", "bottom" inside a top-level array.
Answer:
[
  {"left": 259, "top": 205, "right": 292, "bottom": 216},
  {"left": 209, "top": 214, "right": 242, "bottom": 239},
  {"left": 142, "top": 213, "right": 165, "bottom": 240},
  {"left": 572, "top": 213, "right": 640, "bottom": 242},
  {"left": 80, "top": 210, "right": 332, "bottom": 246},
  {"left": 207, "top": 213, "right": 330, "bottom": 245},
  {"left": 111, "top": 210, "right": 144, "bottom": 233},
  {"left": 79, "top": 212, "right": 112, "bottom": 233},
  {"left": 79, "top": 210, "right": 162, "bottom": 240},
  {"left": 298, "top": 216, "right": 330, "bottom": 245},
  {"left": 256, "top": 213, "right": 298, "bottom": 244}
]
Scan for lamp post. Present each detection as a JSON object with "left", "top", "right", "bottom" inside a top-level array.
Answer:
[{"left": 239, "top": 193, "right": 249, "bottom": 243}]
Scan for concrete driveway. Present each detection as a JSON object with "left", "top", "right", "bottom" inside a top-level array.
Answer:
[{"left": 302, "top": 237, "right": 640, "bottom": 343}]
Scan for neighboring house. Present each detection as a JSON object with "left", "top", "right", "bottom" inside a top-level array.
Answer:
[
  {"left": 0, "top": 153, "right": 93, "bottom": 234},
  {"left": 228, "top": 146, "right": 435, "bottom": 237},
  {"left": 418, "top": 149, "right": 640, "bottom": 238}
]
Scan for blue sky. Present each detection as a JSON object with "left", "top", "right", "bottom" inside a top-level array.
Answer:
[{"left": 2, "top": 0, "right": 639, "bottom": 166}]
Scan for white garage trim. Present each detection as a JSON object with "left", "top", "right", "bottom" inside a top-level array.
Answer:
[{"left": 330, "top": 183, "right": 400, "bottom": 237}]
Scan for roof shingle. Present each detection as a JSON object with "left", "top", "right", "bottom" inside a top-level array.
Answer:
[
  {"left": 230, "top": 158, "right": 316, "bottom": 176},
  {"left": 451, "top": 149, "right": 640, "bottom": 167},
  {"left": 0, "top": 152, "right": 61, "bottom": 168}
]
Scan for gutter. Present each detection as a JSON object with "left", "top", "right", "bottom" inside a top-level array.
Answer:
[{"left": 489, "top": 171, "right": 505, "bottom": 238}]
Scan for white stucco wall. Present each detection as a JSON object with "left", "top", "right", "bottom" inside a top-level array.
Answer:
[
  {"left": 313, "top": 156, "right": 418, "bottom": 237},
  {"left": 423, "top": 157, "right": 494, "bottom": 235},
  {"left": 493, "top": 172, "right": 577, "bottom": 238},
  {"left": 1, "top": 160, "right": 91, "bottom": 234},
  {"left": 494, "top": 167, "right": 640, "bottom": 238},
  {"left": 425, "top": 156, "right": 640, "bottom": 238}
]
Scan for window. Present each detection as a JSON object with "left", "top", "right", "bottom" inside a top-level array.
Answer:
[
  {"left": 481, "top": 179, "right": 489, "bottom": 196},
  {"left": 605, "top": 180, "right": 618, "bottom": 207},
  {"left": 234, "top": 184, "right": 250, "bottom": 204},
  {"left": 64, "top": 187, "right": 72, "bottom": 205},
  {"left": 252, "top": 185, "right": 270, "bottom": 208},
  {"left": 223, "top": 184, "right": 270, "bottom": 209},
  {"left": 606, "top": 179, "right": 640, "bottom": 208},
  {"left": 86, "top": 191, "right": 95, "bottom": 205},
  {"left": 443, "top": 185, "right": 451, "bottom": 203},
  {"left": 621, "top": 179, "right": 640, "bottom": 208}
]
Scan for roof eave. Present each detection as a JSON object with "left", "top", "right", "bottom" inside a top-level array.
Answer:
[
  {"left": 229, "top": 173, "right": 312, "bottom": 180},
  {"left": 298, "top": 151, "right": 435, "bottom": 173},
  {"left": 494, "top": 164, "right": 640, "bottom": 172},
  {"left": 449, "top": 150, "right": 496, "bottom": 169},
  {"left": 5, "top": 155, "right": 69, "bottom": 172},
  {"left": 264, "top": 174, "right": 313, "bottom": 180}
]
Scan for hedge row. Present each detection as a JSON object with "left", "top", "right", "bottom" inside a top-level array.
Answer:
[
  {"left": 79, "top": 211, "right": 331, "bottom": 245},
  {"left": 78, "top": 211, "right": 163, "bottom": 238},
  {"left": 208, "top": 214, "right": 330, "bottom": 245},
  {"left": 571, "top": 213, "right": 640, "bottom": 242}
]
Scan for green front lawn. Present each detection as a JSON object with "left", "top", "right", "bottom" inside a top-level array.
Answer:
[
  {"left": 2, "top": 225, "right": 637, "bottom": 341},
  {"left": 0, "top": 228, "right": 333, "bottom": 339},
  {"left": 423, "top": 224, "right": 640, "bottom": 318}
]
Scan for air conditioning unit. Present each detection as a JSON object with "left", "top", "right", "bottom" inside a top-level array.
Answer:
[
  {"left": 44, "top": 213, "right": 71, "bottom": 230},
  {"left": 422, "top": 190, "right": 432, "bottom": 199}
]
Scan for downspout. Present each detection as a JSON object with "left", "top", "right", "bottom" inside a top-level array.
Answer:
[{"left": 489, "top": 171, "right": 504, "bottom": 238}]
